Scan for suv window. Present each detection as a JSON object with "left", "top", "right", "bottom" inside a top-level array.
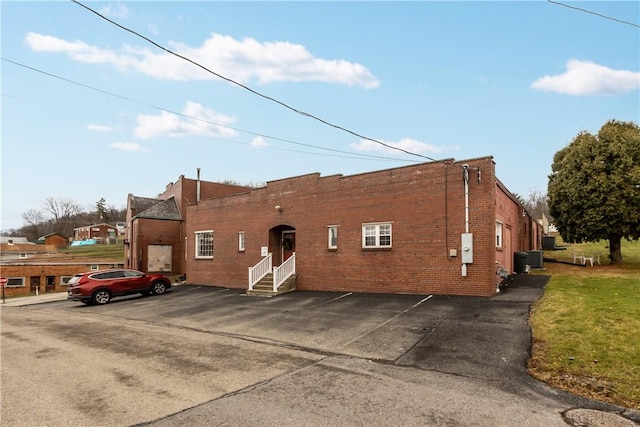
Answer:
[
  {"left": 68, "top": 275, "right": 83, "bottom": 285},
  {"left": 123, "top": 270, "right": 144, "bottom": 278}
]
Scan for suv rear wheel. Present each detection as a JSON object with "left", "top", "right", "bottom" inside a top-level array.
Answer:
[{"left": 93, "top": 289, "right": 112, "bottom": 305}]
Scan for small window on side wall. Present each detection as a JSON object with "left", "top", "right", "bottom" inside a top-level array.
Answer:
[
  {"left": 328, "top": 226, "right": 338, "bottom": 250},
  {"left": 496, "top": 221, "right": 503, "bottom": 248},
  {"left": 238, "top": 231, "right": 245, "bottom": 252}
]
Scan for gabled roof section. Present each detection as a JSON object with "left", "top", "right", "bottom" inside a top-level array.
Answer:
[
  {"left": 135, "top": 196, "right": 182, "bottom": 221},
  {"left": 129, "top": 195, "right": 161, "bottom": 212}
]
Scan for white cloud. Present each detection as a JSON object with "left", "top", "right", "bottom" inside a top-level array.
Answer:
[
  {"left": 351, "top": 138, "right": 442, "bottom": 155},
  {"left": 24, "top": 32, "right": 379, "bottom": 88},
  {"left": 109, "top": 142, "right": 150, "bottom": 152},
  {"left": 531, "top": 59, "right": 640, "bottom": 96},
  {"left": 134, "top": 101, "right": 237, "bottom": 140},
  {"left": 250, "top": 136, "right": 269, "bottom": 148},
  {"left": 87, "top": 124, "right": 113, "bottom": 132},
  {"left": 98, "top": 4, "right": 130, "bottom": 19}
]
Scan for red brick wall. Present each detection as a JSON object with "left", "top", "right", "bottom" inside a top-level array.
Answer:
[
  {"left": 494, "top": 183, "right": 542, "bottom": 273},
  {"left": 44, "top": 235, "right": 68, "bottom": 248},
  {"left": 186, "top": 158, "right": 502, "bottom": 296},
  {"left": 129, "top": 218, "right": 181, "bottom": 274},
  {"left": 137, "top": 176, "right": 250, "bottom": 275}
]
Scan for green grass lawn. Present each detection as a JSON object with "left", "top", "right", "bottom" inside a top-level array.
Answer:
[
  {"left": 529, "top": 238, "right": 640, "bottom": 409},
  {"left": 62, "top": 243, "right": 125, "bottom": 259}
]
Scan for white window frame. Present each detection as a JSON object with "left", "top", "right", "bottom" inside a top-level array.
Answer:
[
  {"left": 362, "top": 222, "right": 392, "bottom": 249},
  {"left": 327, "top": 226, "right": 338, "bottom": 250},
  {"left": 496, "top": 221, "right": 503, "bottom": 248},
  {"left": 238, "top": 231, "right": 245, "bottom": 252},
  {"left": 195, "top": 230, "right": 214, "bottom": 259},
  {"left": 6, "top": 277, "right": 25, "bottom": 288},
  {"left": 60, "top": 276, "right": 73, "bottom": 286},
  {"left": 90, "top": 264, "right": 99, "bottom": 271},
  {"left": 19, "top": 253, "right": 27, "bottom": 259}
]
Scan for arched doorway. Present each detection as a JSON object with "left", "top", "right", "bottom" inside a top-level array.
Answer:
[{"left": 269, "top": 224, "right": 295, "bottom": 265}]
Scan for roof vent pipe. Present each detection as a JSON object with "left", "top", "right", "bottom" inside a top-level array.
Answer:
[{"left": 197, "top": 168, "right": 201, "bottom": 203}]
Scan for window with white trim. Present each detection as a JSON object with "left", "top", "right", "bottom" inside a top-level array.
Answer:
[
  {"left": 19, "top": 253, "right": 27, "bottom": 259},
  {"left": 195, "top": 230, "right": 214, "bottom": 258},
  {"left": 6, "top": 277, "right": 25, "bottom": 288},
  {"left": 496, "top": 221, "right": 503, "bottom": 248},
  {"left": 60, "top": 276, "right": 73, "bottom": 286},
  {"left": 90, "top": 264, "right": 99, "bottom": 271},
  {"left": 362, "top": 222, "right": 392, "bottom": 248},
  {"left": 328, "top": 226, "right": 338, "bottom": 249},
  {"left": 238, "top": 231, "right": 245, "bottom": 252}
]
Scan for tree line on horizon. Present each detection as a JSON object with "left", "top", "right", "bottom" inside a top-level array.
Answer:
[{"left": 2, "top": 197, "right": 126, "bottom": 242}]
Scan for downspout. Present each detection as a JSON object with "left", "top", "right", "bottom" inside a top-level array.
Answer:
[
  {"left": 463, "top": 165, "right": 470, "bottom": 234},
  {"left": 460, "top": 164, "right": 479, "bottom": 278},
  {"left": 462, "top": 164, "right": 470, "bottom": 277}
]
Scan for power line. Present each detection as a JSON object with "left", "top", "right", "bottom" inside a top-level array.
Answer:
[
  {"left": 2, "top": 57, "right": 420, "bottom": 163},
  {"left": 71, "top": 0, "right": 439, "bottom": 162},
  {"left": 547, "top": 0, "right": 640, "bottom": 28}
]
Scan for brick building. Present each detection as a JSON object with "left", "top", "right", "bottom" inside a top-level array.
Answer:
[
  {"left": 73, "top": 223, "right": 118, "bottom": 242},
  {"left": 125, "top": 171, "right": 250, "bottom": 275},
  {"left": 0, "top": 243, "right": 123, "bottom": 297},
  {"left": 38, "top": 232, "right": 69, "bottom": 248},
  {"left": 183, "top": 157, "right": 542, "bottom": 297}
]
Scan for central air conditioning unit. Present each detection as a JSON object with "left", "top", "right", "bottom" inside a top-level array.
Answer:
[{"left": 526, "top": 250, "right": 544, "bottom": 269}]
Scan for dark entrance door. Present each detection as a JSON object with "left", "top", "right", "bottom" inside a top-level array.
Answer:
[
  {"left": 282, "top": 231, "right": 295, "bottom": 262},
  {"left": 46, "top": 276, "right": 56, "bottom": 292},
  {"left": 30, "top": 276, "right": 40, "bottom": 293}
]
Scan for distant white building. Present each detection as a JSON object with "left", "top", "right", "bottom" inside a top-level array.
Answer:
[{"left": 0, "top": 236, "right": 31, "bottom": 245}]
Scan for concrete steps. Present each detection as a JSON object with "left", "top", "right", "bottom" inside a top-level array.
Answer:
[{"left": 247, "top": 273, "right": 296, "bottom": 297}]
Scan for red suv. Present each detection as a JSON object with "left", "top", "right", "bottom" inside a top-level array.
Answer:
[{"left": 67, "top": 269, "right": 172, "bottom": 305}]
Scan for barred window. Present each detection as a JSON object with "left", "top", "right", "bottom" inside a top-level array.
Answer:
[{"left": 195, "top": 230, "right": 214, "bottom": 258}]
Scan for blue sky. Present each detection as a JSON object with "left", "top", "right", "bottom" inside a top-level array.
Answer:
[{"left": 2, "top": 1, "right": 639, "bottom": 232}]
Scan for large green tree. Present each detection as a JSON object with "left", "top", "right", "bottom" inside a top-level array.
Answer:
[{"left": 548, "top": 119, "right": 640, "bottom": 264}]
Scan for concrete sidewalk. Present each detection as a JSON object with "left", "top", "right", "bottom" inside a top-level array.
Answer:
[{"left": 1, "top": 291, "right": 69, "bottom": 307}]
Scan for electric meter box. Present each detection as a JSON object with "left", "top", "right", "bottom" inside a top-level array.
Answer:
[{"left": 461, "top": 233, "right": 473, "bottom": 264}]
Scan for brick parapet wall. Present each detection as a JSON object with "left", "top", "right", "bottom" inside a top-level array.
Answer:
[{"left": 186, "top": 158, "right": 503, "bottom": 296}]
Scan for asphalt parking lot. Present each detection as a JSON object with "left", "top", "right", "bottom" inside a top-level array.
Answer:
[{"left": 2, "top": 276, "right": 639, "bottom": 426}]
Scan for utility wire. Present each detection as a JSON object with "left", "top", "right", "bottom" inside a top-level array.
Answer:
[
  {"left": 2, "top": 57, "right": 419, "bottom": 163},
  {"left": 71, "top": 0, "right": 439, "bottom": 162},
  {"left": 547, "top": 0, "right": 640, "bottom": 28}
]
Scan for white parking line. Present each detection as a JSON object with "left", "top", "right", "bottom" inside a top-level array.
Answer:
[
  {"left": 326, "top": 292, "right": 352, "bottom": 304},
  {"left": 339, "top": 295, "right": 433, "bottom": 348}
]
